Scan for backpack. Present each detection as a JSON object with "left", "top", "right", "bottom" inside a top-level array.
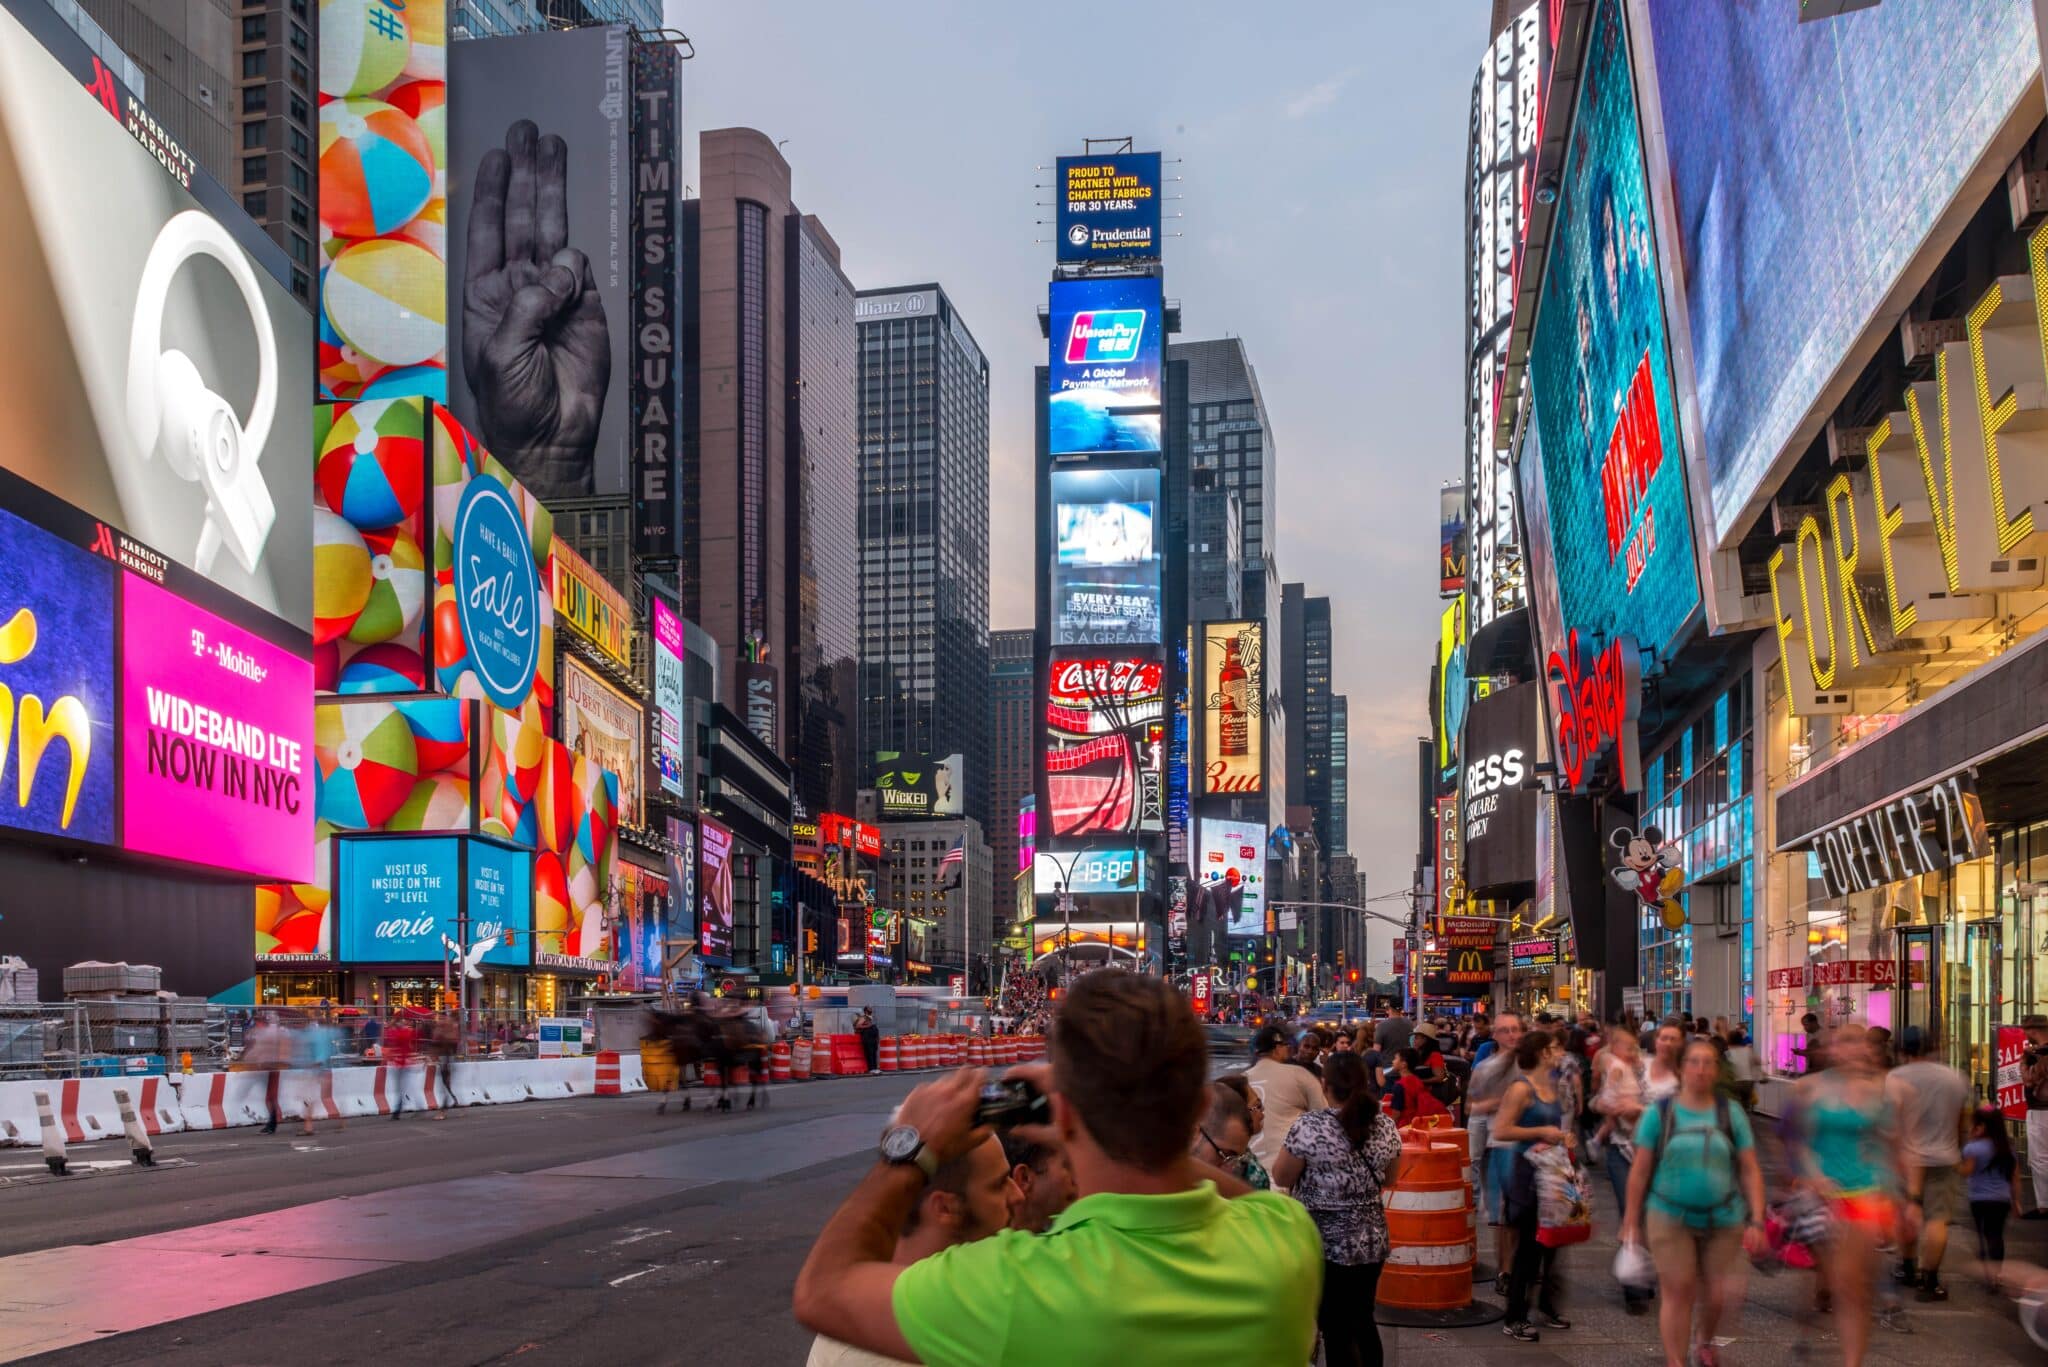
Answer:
[{"left": 1648, "top": 1095, "right": 1741, "bottom": 1222}]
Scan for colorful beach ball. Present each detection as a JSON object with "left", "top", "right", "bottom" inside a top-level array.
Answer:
[
  {"left": 313, "top": 507, "right": 372, "bottom": 645},
  {"left": 257, "top": 882, "right": 332, "bottom": 956},
  {"left": 349, "top": 526, "right": 426, "bottom": 645},
  {"left": 385, "top": 83, "right": 445, "bottom": 175},
  {"left": 315, "top": 702, "right": 419, "bottom": 830},
  {"left": 390, "top": 773, "right": 469, "bottom": 832},
  {"left": 336, "top": 640, "right": 426, "bottom": 694},
  {"left": 356, "top": 363, "right": 447, "bottom": 404},
  {"left": 317, "top": 399, "right": 425, "bottom": 531},
  {"left": 324, "top": 237, "right": 444, "bottom": 368},
  {"left": 396, "top": 697, "right": 468, "bottom": 775},
  {"left": 319, "top": 0, "right": 410, "bottom": 99},
  {"left": 533, "top": 851, "right": 570, "bottom": 949},
  {"left": 398, "top": 0, "right": 445, "bottom": 82},
  {"left": 534, "top": 745, "right": 580, "bottom": 855},
  {"left": 319, "top": 98, "right": 433, "bottom": 238}
]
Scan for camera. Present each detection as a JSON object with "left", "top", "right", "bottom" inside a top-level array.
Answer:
[{"left": 973, "top": 1078, "right": 1050, "bottom": 1129}]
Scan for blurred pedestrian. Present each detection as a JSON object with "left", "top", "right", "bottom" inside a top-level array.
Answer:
[
  {"left": 1495, "top": 1029, "right": 1572, "bottom": 1341},
  {"left": 385, "top": 1014, "right": 418, "bottom": 1120},
  {"left": 242, "top": 1012, "right": 289, "bottom": 1135},
  {"left": 1963, "top": 1105, "right": 2019, "bottom": 1291},
  {"left": 1469, "top": 1012, "right": 1526, "bottom": 1287},
  {"left": 1214, "top": 1073, "right": 1274, "bottom": 1190},
  {"left": 1246, "top": 1024, "right": 1326, "bottom": 1187},
  {"left": 297, "top": 1016, "right": 344, "bottom": 1135},
  {"left": 1270, "top": 1051, "right": 1401, "bottom": 1367},
  {"left": 1384, "top": 1047, "right": 1449, "bottom": 1126},
  {"left": 1295, "top": 1028, "right": 1327, "bottom": 1080},
  {"left": 1886, "top": 1026, "right": 1970, "bottom": 1300},
  {"left": 1645, "top": 1021, "right": 1683, "bottom": 1107},
  {"left": 1621, "top": 1037, "right": 1768, "bottom": 1367},
  {"left": 1192, "top": 1083, "right": 1256, "bottom": 1185},
  {"left": 2020, "top": 1015, "right": 2048, "bottom": 1218},
  {"left": 1724, "top": 1027, "right": 1760, "bottom": 1113}
]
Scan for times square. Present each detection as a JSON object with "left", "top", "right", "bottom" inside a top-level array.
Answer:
[{"left": 3, "top": 0, "right": 2048, "bottom": 1362}]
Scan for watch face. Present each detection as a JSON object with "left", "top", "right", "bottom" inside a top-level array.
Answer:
[{"left": 880, "top": 1124, "right": 922, "bottom": 1162}]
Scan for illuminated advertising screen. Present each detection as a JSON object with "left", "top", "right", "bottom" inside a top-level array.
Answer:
[
  {"left": 1045, "top": 657, "right": 1165, "bottom": 838},
  {"left": 1460, "top": 681, "right": 1538, "bottom": 893},
  {"left": 447, "top": 27, "right": 633, "bottom": 502},
  {"left": 335, "top": 834, "right": 532, "bottom": 966},
  {"left": 667, "top": 814, "right": 696, "bottom": 953},
  {"left": 316, "top": 0, "right": 447, "bottom": 404},
  {"left": 0, "top": 0, "right": 313, "bottom": 631},
  {"left": 1054, "top": 153, "right": 1162, "bottom": 262},
  {"left": 821, "top": 812, "right": 883, "bottom": 861},
  {"left": 651, "top": 597, "right": 687, "bottom": 798},
  {"left": 551, "top": 539, "right": 633, "bottom": 672},
  {"left": 874, "top": 752, "right": 964, "bottom": 819},
  {"left": 616, "top": 860, "right": 668, "bottom": 990},
  {"left": 1197, "top": 818, "right": 1268, "bottom": 937},
  {"left": 1200, "top": 621, "right": 1263, "bottom": 796},
  {"left": 1050, "top": 467, "right": 1162, "bottom": 646},
  {"left": 122, "top": 574, "right": 314, "bottom": 881},
  {"left": 559, "top": 656, "right": 643, "bottom": 829},
  {"left": 480, "top": 704, "right": 616, "bottom": 965},
  {"left": 1526, "top": 0, "right": 1700, "bottom": 660},
  {"left": 1643, "top": 0, "right": 2037, "bottom": 545},
  {"left": 1033, "top": 849, "right": 1145, "bottom": 897},
  {"left": 1439, "top": 482, "right": 1468, "bottom": 598},
  {"left": 1047, "top": 277, "right": 1163, "bottom": 456},
  {"left": 697, "top": 813, "right": 734, "bottom": 964},
  {"left": 314, "top": 399, "right": 429, "bottom": 696}
]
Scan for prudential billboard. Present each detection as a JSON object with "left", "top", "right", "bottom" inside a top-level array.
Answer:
[
  {"left": 1047, "top": 277, "right": 1163, "bottom": 457},
  {"left": 1055, "top": 154, "right": 1162, "bottom": 263}
]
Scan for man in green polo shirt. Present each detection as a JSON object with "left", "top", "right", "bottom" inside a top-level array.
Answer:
[{"left": 792, "top": 973, "right": 1324, "bottom": 1365}]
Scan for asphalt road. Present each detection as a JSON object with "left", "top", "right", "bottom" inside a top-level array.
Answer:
[{"left": 4, "top": 1059, "right": 2046, "bottom": 1365}]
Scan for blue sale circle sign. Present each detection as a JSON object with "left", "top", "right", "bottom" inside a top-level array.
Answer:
[{"left": 452, "top": 477, "right": 540, "bottom": 708}]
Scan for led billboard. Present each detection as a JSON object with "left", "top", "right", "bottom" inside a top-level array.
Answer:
[
  {"left": 1032, "top": 848, "right": 1145, "bottom": 897},
  {"left": 480, "top": 704, "right": 617, "bottom": 963},
  {"left": 873, "top": 752, "right": 965, "bottom": 819},
  {"left": 1200, "top": 622, "right": 1263, "bottom": 796},
  {"left": 316, "top": 0, "right": 447, "bottom": 403},
  {"left": 559, "top": 656, "right": 643, "bottom": 829},
  {"left": 1050, "top": 467, "right": 1162, "bottom": 646},
  {"left": 552, "top": 539, "right": 632, "bottom": 672},
  {"left": 1055, "top": 153, "right": 1162, "bottom": 263},
  {"left": 1643, "top": 0, "right": 2037, "bottom": 545},
  {"left": 447, "top": 26, "right": 632, "bottom": 502},
  {"left": 651, "top": 597, "right": 687, "bottom": 798},
  {"left": 1439, "top": 482, "right": 1468, "bottom": 598},
  {"left": 631, "top": 39, "right": 684, "bottom": 559},
  {"left": 698, "top": 813, "right": 734, "bottom": 964},
  {"left": 335, "top": 834, "right": 533, "bottom": 966},
  {"left": 0, "top": 0, "right": 313, "bottom": 631},
  {"left": 1047, "top": 277, "right": 1163, "bottom": 456},
  {"left": 1045, "top": 657, "right": 1165, "bottom": 839},
  {"left": 1526, "top": 0, "right": 1700, "bottom": 661},
  {"left": 1460, "top": 681, "right": 1538, "bottom": 892},
  {"left": 1197, "top": 818, "right": 1268, "bottom": 938},
  {"left": 315, "top": 399, "right": 430, "bottom": 695}
]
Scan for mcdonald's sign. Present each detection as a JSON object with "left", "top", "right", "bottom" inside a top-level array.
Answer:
[{"left": 1445, "top": 944, "right": 1494, "bottom": 998}]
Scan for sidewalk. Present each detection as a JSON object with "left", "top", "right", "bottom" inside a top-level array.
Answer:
[{"left": 1388, "top": 1128, "right": 2048, "bottom": 1366}]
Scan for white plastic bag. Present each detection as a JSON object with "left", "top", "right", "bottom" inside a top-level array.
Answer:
[{"left": 1614, "top": 1240, "right": 1657, "bottom": 1291}]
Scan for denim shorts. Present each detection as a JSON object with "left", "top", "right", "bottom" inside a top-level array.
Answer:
[{"left": 1484, "top": 1146, "right": 1517, "bottom": 1225}]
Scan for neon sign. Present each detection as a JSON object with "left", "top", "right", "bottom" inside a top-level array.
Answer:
[{"left": 1545, "top": 630, "right": 1640, "bottom": 793}]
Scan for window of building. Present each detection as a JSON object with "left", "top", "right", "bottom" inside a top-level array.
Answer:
[
  {"left": 241, "top": 15, "right": 266, "bottom": 41},
  {"left": 289, "top": 235, "right": 310, "bottom": 265},
  {"left": 290, "top": 197, "right": 309, "bottom": 229},
  {"left": 289, "top": 93, "right": 308, "bottom": 125},
  {"left": 288, "top": 162, "right": 309, "bottom": 193},
  {"left": 243, "top": 85, "right": 266, "bottom": 112},
  {"left": 289, "top": 22, "right": 308, "bottom": 53},
  {"left": 243, "top": 122, "right": 265, "bottom": 149},
  {"left": 290, "top": 57, "right": 308, "bottom": 90},
  {"left": 289, "top": 126, "right": 309, "bottom": 158},
  {"left": 241, "top": 51, "right": 265, "bottom": 79},
  {"left": 242, "top": 190, "right": 266, "bottom": 218},
  {"left": 241, "top": 153, "right": 265, "bottom": 184}
]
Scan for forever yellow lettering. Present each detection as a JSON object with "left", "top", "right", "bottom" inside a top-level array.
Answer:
[
  {"left": 1826, "top": 473, "right": 1881, "bottom": 667},
  {"left": 1767, "top": 545, "right": 1799, "bottom": 717},
  {"left": 1905, "top": 362, "right": 1964, "bottom": 593},
  {"left": 1864, "top": 419, "right": 1917, "bottom": 636},
  {"left": 1967, "top": 284, "right": 2036, "bottom": 555},
  {"left": 1793, "top": 516, "right": 1837, "bottom": 691}
]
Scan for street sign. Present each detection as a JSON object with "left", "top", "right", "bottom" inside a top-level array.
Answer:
[{"left": 950, "top": 973, "right": 966, "bottom": 995}]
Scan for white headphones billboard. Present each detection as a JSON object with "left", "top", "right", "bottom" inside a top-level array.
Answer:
[{"left": 0, "top": 3, "right": 311, "bottom": 634}]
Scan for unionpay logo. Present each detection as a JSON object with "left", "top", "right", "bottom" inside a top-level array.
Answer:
[{"left": 1065, "top": 309, "right": 1147, "bottom": 365}]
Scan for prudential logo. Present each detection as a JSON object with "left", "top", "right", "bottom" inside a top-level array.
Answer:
[{"left": 1065, "top": 310, "right": 1146, "bottom": 365}]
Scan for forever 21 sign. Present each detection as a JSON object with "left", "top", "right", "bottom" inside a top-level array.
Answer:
[{"left": 1809, "top": 772, "right": 1989, "bottom": 899}]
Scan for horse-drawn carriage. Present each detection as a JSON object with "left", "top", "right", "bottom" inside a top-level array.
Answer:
[{"left": 640, "top": 998, "right": 770, "bottom": 1113}]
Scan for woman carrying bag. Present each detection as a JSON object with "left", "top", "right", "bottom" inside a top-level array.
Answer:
[
  {"left": 1271, "top": 1051, "right": 1403, "bottom": 1367},
  {"left": 1620, "top": 1037, "right": 1769, "bottom": 1367},
  {"left": 1494, "top": 1029, "right": 1574, "bottom": 1343}
]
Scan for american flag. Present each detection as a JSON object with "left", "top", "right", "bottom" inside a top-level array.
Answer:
[{"left": 937, "top": 839, "right": 964, "bottom": 891}]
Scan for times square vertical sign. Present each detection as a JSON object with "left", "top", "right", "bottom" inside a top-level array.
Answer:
[{"left": 1465, "top": 4, "right": 1546, "bottom": 633}]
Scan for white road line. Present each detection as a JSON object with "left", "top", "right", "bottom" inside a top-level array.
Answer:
[
  {"left": 607, "top": 1265, "right": 659, "bottom": 1287},
  {"left": 608, "top": 1228, "right": 670, "bottom": 1247}
]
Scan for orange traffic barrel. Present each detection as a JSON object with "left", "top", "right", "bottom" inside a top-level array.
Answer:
[
  {"left": 595, "top": 1051, "right": 622, "bottom": 1096},
  {"left": 790, "top": 1038, "right": 813, "bottom": 1080},
  {"left": 879, "top": 1036, "right": 899, "bottom": 1071},
  {"left": 1377, "top": 1137, "right": 1475, "bottom": 1311},
  {"left": 770, "top": 1040, "right": 792, "bottom": 1082}
]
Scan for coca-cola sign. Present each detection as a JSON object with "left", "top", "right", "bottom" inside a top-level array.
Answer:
[
  {"left": 1049, "top": 658, "right": 1164, "bottom": 705},
  {"left": 1045, "top": 656, "right": 1165, "bottom": 839},
  {"left": 1545, "top": 629, "right": 1641, "bottom": 793}
]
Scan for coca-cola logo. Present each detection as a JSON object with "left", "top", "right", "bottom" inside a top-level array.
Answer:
[
  {"left": 1050, "top": 658, "right": 1163, "bottom": 701},
  {"left": 1546, "top": 630, "right": 1640, "bottom": 791}
]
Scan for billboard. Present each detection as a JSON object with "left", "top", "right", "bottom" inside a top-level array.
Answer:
[
  {"left": 1047, "top": 277, "right": 1163, "bottom": 457},
  {"left": 1055, "top": 153, "right": 1163, "bottom": 263},
  {"left": 1197, "top": 817, "right": 1268, "bottom": 938},
  {"left": 697, "top": 813, "right": 734, "bottom": 964},
  {"left": 1045, "top": 657, "right": 1165, "bottom": 838},
  {"left": 651, "top": 597, "right": 688, "bottom": 797},
  {"left": 1032, "top": 848, "right": 1145, "bottom": 897},
  {"left": 122, "top": 574, "right": 314, "bottom": 881},
  {"left": 334, "top": 834, "right": 533, "bottom": 966},
  {"left": 447, "top": 26, "right": 632, "bottom": 502},
  {"left": 1526, "top": 0, "right": 1700, "bottom": 662},
  {"left": 821, "top": 811, "right": 883, "bottom": 861},
  {"left": 631, "top": 39, "right": 684, "bottom": 559},
  {"left": 480, "top": 704, "right": 616, "bottom": 963},
  {"left": 874, "top": 752, "right": 965, "bottom": 819},
  {"left": 1050, "top": 467, "right": 1163, "bottom": 646},
  {"left": 1200, "top": 621, "right": 1262, "bottom": 796},
  {"left": 1440, "top": 482, "right": 1468, "bottom": 598},
  {"left": 316, "top": 0, "right": 447, "bottom": 403},
  {"left": 1643, "top": 0, "right": 2038, "bottom": 546},
  {"left": 1460, "top": 681, "right": 1538, "bottom": 892},
  {"left": 552, "top": 539, "right": 632, "bottom": 672},
  {"left": 314, "top": 399, "right": 430, "bottom": 695},
  {"left": 559, "top": 656, "right": 644, "bottom": 829},
  {"left": 0, "top": 0, "right": 313, "bottom": 631}
]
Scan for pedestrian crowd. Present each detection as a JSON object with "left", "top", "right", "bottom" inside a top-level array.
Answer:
[{"left": 795, "top": 987, "right": 2048, "bottom": 1367}]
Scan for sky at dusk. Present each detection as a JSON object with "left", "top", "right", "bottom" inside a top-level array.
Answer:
[{"left": 668, "top": 1, "right": 1485, "bottom": 970}]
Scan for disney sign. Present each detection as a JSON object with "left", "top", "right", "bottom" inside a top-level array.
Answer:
[{"left": 1545, "top": 630, "right": 1641, "bottom": 793}]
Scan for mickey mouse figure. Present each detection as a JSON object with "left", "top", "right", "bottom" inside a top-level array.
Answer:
[{"left": 1611, "top": 825, "right": 1686, "bottom": 931}]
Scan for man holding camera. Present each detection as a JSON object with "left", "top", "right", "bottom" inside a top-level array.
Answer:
[{"left": 793, "top": 972, "right": 1322, "bottom": 1365}]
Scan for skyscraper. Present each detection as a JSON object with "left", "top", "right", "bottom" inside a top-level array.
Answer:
[
  {"left": 1329, "top": 692, "right": 1349, "bottom": 857},
  {"left": 230, "top": 0, "right": 317, "bottom": 305},
  {"left": 988, "top": 627, "right": 1035, "bottom": 924},
  {"left": 447, "top": 0, "right": 659, "bottom": 40},
  {"left": 1171, "top": 338, "right": 1278, "bottom": 621},
  {"left": 1282, "top": 584, "right": 1336, "bottom": 876},
  {"left": 856, "top": 284, "right": 992, "bottom": 831}
]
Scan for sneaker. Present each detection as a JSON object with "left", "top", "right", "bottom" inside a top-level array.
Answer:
[
  {"left": 1495, "top": 1273, "right": 1510, "bottom": 1296},
  {"left": 1502, "top": 1322, "right": 1540, "bottom": 1343},
  {"left": 1916, "top": 1279, "right": 1948, "bottom": 1303},
  {"left": 1533, "top": 1310, "right": 1571, "bottom": 1330}
]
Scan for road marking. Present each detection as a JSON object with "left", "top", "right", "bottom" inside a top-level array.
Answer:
[
  {"left": 608, "top": 1228, "right": 670, "bottom": 1247},
  {"left": 607, "top": 1265, "right": 659, "bottom": 1287}
]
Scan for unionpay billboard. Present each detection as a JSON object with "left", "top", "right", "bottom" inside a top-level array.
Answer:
[{"left": 1047, "top": 277, "right": 1163, "bottom": 457}]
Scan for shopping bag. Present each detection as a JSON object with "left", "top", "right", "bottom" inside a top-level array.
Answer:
[{"left": 1529, "top": 1143, "right": 1592, "bottom": 1248}]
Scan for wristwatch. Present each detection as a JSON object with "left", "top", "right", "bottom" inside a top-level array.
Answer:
[{"left": 880, "top": 1124, "right": 939, "bottom": 1179}]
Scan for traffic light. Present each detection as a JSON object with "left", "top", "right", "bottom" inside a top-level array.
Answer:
[
  {"left": 501, "top": 929, "right": 516, "bottom": 947},
  {"left": 804, "top": 928, "right": 818, "bottom": 953},
  {"left": 1336, "top": 948, "right": 1346, "bottom": 966},
  {"left": 1348, "top": 969, "right": 1360, "bottom": 984}
]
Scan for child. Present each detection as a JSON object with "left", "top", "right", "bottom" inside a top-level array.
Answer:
[{"left": 1963, "top": 1105, "right": 2021, "bottom": 1292}]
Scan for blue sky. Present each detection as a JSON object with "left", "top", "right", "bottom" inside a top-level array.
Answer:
[{"left": 668, "top": 1, "right": 1484, "bottom": 968}]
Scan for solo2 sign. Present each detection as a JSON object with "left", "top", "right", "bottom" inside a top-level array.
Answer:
[{"left": 1545, "top": 629, "right": 1641, "bottom": 792}]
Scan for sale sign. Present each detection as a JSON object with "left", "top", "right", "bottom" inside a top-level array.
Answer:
[
  {"left": 1810, "top": 959, "right": 1898, "bottom": 987},
  {"left": 122, "top": 574, "right": 313, "bottom": 880},
  {"left": 1997, "top": 1025, "right": 2027, "bottom": 1121}
]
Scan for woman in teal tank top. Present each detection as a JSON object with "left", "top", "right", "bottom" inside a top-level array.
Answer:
[{"left": 1788, "top": 1023, "right": 1905, "bottom": 1367}]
